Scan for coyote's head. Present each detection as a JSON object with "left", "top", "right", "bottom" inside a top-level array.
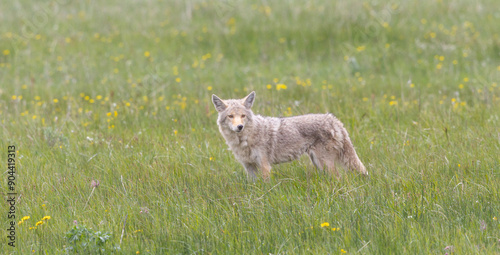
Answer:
[{"left": 212, "top": 91, "right": 255, "bottom": 133}]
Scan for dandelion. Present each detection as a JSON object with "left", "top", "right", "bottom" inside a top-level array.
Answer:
[
  {"left": 3, "top": 49, "right": 10, "bottom": 55},
  {"left": 175, "top": 77, "right": 181, "bottom": 83},
  {"left": 266, "top": 84, "right": 272, "bottom": 89},
  {"left": 421, "top": 19, "right": 427, "bottom": 25},
  {"left": 436, "top": 63, "right": 442, "bottom": 70},
  {"left": 453, "top": 60, "right": 458, "bottom": 65},
  {"left": 144, "top": 51, "right": 150, "bottom": 57},
  {"left": 276, "top": 84, "right": 287, "bottom": 91},
  {"left": 202, "top": 53, "right": 211, "bottom": 60},
  {"left": 493, "top": 216, "right": 497, "bottom": 221},
  {"left": 226, "top": 17, "right": 236, "bottom": 26},
  {"left": 430, "top": 32, "right": 436, "bottom": 38},
  {"left": 65, "top": 37, "right": 71, "bottom": 43},
  {"left": 389, "top": 101, "right": 398, "bottom": 106},
  {"left": 463, "top": 77, "right": 469, "bottom": 82},
  {"left": 42, "top": 216, "right": 51, "bottom": 221},
  {"left": 356, "top": 46, "right": 366, "bottom": 52},
  {"left": 207, "top": 86, "right": 213, "bottom": 91},
  {"left": 320, "top": 222, "right": 330, "bottom": 228},
  {"left": 35, "top": 221, "right": 44, "bottom": 226},
  {"left": 341, "top": 249, "right": 347, "bottom": 253}
]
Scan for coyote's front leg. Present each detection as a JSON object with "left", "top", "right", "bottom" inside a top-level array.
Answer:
[
  {"left": 243, "top": 163, "right": 258, "bottom": 181},
  {"left": 258, "top": 156, "right": 272, "bottom": 181}
]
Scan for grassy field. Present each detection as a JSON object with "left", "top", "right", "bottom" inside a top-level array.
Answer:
[{"left": 2, "top": 0, "right": 500, "bottom": 253}]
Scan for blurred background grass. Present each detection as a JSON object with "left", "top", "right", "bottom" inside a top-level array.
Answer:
[{"left": 1, "top": 0, "right": 500, "bottom": 254}]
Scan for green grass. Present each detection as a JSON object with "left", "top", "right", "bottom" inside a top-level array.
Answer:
[{"left": 2, "top": 0, "right": 500, "bottom": 253}]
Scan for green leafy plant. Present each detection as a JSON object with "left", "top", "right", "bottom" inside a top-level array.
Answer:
[{"left": 65, "top": 225, "right": 114, "bottom": 254}]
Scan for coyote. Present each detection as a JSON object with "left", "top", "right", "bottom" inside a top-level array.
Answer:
[{"left": 211, "top": 91, "right": 367, "bottom": 180}]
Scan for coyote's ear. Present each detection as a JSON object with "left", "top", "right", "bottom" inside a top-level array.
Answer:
[
  {"left": 243, "top": 91, "right": 255, "bottom": 109},
  {"left": 212, "top": 94, "right": 227, "bottom": 112}
]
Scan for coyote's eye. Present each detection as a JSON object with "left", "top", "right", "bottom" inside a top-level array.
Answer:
[
  {"left": 241, "top": 115, "right": 246, "bottom": 118},
  {"left": 228, "top": 115, "right": 234, "bottom": 118}
]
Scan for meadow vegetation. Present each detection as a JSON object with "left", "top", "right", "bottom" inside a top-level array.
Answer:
[{"left": 1, "top": 0, "right": 500, "bottom": 253}]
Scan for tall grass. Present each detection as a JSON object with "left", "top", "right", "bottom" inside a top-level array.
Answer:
[{"left": 1, "top": 0, "right": 499, "bottom": 253}]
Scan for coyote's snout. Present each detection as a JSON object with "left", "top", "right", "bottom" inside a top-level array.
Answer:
[{"left": 212, "top": 91, "right": 367, "bottom": 180}]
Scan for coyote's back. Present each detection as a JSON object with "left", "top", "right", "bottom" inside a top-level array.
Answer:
[{"left": 212, "top": 91, "right": 367, "bottom": 180}]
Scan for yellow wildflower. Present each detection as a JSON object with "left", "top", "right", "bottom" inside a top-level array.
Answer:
[
  {"left": 320, "top": 222, "right": 330, "bottom": 228},
  {"left": 276, "top": 84, "right": 287, "bottom": 91},
  {"left": 35, "top": 221, "right": 43, "bottom": 226}
]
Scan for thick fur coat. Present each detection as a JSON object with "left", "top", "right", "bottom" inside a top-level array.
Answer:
[{"left": 212, "top": 91, "right": 367, "bottom": 179}]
